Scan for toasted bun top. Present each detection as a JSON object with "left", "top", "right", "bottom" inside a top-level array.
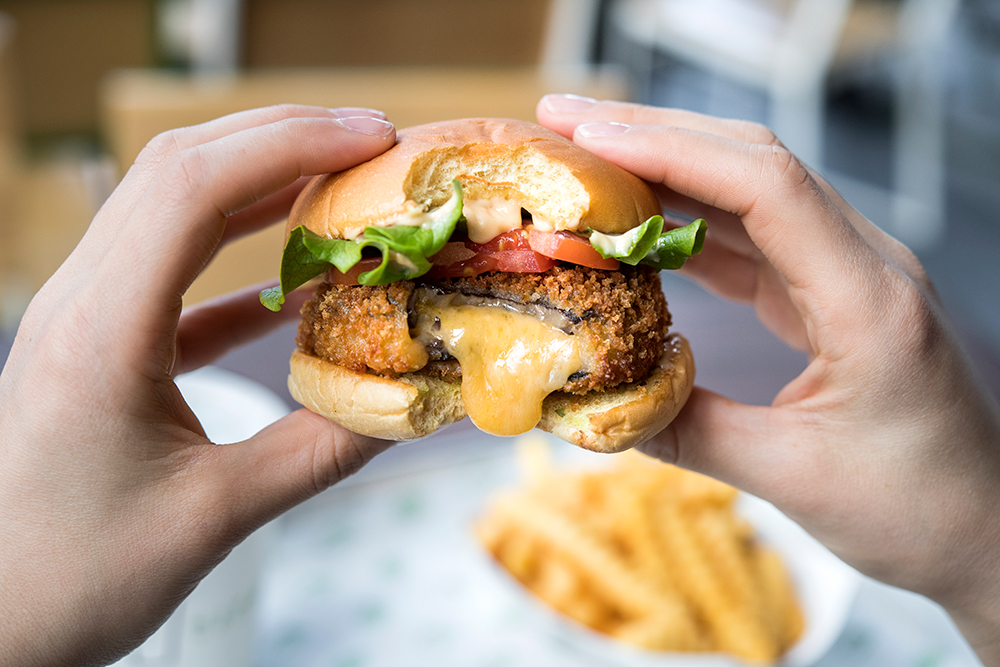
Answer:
[{"left": 288, "top": 118, "right": 661, "bottom": 239}]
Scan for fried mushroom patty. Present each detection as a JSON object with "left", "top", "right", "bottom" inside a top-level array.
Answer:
[{"left": 296, "top": 265, "right": 670, "bottom": 395}]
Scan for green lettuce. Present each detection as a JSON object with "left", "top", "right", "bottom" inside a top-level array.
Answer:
[
  {"left": 589, "top": 216, "right": 706, "bottom": 270},
  {"left": 260, "top": 180, "right": 463, "bottom": 311}
]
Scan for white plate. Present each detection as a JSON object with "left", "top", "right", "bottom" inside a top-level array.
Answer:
[
  {"left": 175, "top": 366, "right": 291, "bottom": 443},
  {"left": 252, "top": 430, "right": 863, "bottom": 667},
  {"left": 480, "top": 446, "right": 861, "bottom": 667}
]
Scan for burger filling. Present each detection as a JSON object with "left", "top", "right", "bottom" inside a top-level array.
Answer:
[
  {"left": 296, "top": 265, "right": 670, "bottom": 436},
  {"left": 264, "top": 179, "right": 706, "bottom": 437}
]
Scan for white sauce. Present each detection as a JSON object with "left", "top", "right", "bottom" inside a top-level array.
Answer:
[
  {"left": 589, "top": 227, "right": 641, "bottom": 257},
  {"left": 462, "top": 198, "right": 524, "bottom": 243}
]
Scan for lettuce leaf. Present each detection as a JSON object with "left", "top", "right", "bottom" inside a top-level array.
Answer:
[
  {"left": 644, "top": 217, "right": 707, "bottom": 270},
  {"left": 589, "top": 215, "right": 664, "bottom": 265},
  {"left": 259, "top": 180, "right": 463, "bottom": 311},
  {"left": 259, "top": 182, "right": 705, "bottom": 313},
  {"left": 259, "top": 226, "right": 342, "bottom": 312},
  {"left": 589, "top": 217, "right": 706, "bottom": 271}
]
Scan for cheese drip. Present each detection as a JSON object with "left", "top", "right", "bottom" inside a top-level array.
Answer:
[{"left": 416, "top": 296, "right": 582, "bottom": 436}]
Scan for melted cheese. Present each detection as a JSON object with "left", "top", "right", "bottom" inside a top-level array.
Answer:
[
  {"left": 462, "top": 198, "right": 524, "bottom": 243},
  {"left": 416, "top": 295, "right": 581, "bottom": 436}
]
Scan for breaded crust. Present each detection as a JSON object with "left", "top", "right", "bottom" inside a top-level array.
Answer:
[
  {"left": 297, "top": 282, "right": 427, "bottom": 376},
  {"left": 296, "top": 265, "right": 670, "bottom": 394}
]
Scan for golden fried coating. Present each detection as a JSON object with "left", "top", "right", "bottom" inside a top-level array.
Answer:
[
  {"left": 296, "top": 282, "right": 428, "bottom": 375},
  {"left": 296, "top": 265, "right": 671, "bottom": 394}
]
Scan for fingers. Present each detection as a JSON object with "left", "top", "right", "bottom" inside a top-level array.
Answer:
[
  {"left": 77, "top": 106, "right": 386, "bottom": 270},
  {"left": 638, "top": 387, "right": 807, "bottom": 504},
  {"left": 209, "top": 410, "right": 394, "bottom": 529},
  {"left": 537, "top": 96, "right": 903, "bottom": 310},
  {"left": 537, "top": 95, "right": 904, "bottom": 354},
  {"left": 537, "top": 96, "right": 780, "bottom": 262},
  {"left": 132, "top": 105, "right": 386, "bottom": 176},
  {"left": 537, "top": 95, "right": 784, "bottom": 147},
  {"left": 172, "top": 282, "right": 311, "bottom": 376},
  {"left": 104, "top": 114, "right": 395, "bottom": 335},
  {"left": 563, "top": 123, "right": 875, "bottom": 328},
  {"left": 540, "top": 96, "right": 921, "bottom": 285},
  {"left": 120, "top": 106, "right": 386, "bottom": 219},
  {"left": 654, "top": 183, "right": 761, "bottom": 261},
  {"left": 216, "top": 177, "right": 311, "bottom": 248}
]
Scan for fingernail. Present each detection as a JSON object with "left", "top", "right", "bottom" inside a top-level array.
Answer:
[
  {"left": 576, "top": 122, "right": 631, "bottom": 138},
  {"left": 543, "top": 93, "right": 598, "bottom": 113},
  {"left": 335, "top": 116, "right": 395, "bottom": 137},
  {"left": 329, "top": 106, "right": 386, "bottom": 119}
]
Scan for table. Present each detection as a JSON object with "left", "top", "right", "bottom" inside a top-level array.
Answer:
[{"left": 252, "top": 431, "right": 982, "bottom": 667}]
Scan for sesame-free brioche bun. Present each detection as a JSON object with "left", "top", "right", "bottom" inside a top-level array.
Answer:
[
  {"left": 538, "top": 333, "right": 694, "bottom": 452},
  {"left": 287, "top": 350, "right": 467, "bottom": 442},
  {"left": 284, "top": 117, "right": 694, "bottom": 452},
  {"left": 288, "top": 334, "right": 694, "bottom": 453},
  {"left": 288, "top": 117, "right": 662, "bottom": 240}
]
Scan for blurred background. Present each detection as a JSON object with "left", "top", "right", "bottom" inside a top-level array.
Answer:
[
  {"left": 1, "top": 0, "right": 998, "bottom": 360},
  {"left": 2, "top": 2, "right": 999, "bottom": 664}
]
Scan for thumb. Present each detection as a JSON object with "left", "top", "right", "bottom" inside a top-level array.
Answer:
[
  {"left": 638, "top": 387, "right": 805, "bottom": 502},
  {"left": 210, "top": 409, "right": 393, "bottom": 529}
]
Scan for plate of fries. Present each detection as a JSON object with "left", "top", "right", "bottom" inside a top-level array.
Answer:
[{"left": 475, "top": 436, "right": 860, "bottom": 666}]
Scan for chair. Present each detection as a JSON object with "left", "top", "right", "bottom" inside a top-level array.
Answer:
[
  {"left": 0, "top": 11, "right": 24, "bottom": 329},
  {"left": 606, "top": 0, "right": 961, "bottom": 249}
]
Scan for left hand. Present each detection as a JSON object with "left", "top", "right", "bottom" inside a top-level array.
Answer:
[
  {"left": 0, "top": 105, "right": 396, "bottom": 667},
  {"left": 536, "top": 95, "right": 1000, "bottom": 662}
]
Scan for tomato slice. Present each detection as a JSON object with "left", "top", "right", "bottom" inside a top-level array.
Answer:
[
  {"left": 328, "top": 257, "right": 382, "bottom": 285},
  {"left": 330, "top": 227, "right": 613, "bottom": 286},
  {"left": 465, "top": 230, "right": 556, "bottom": 273},
  {"left": 494, "top": 249, "right": 556, "bottom": 273},
  {"left": 468, "top": 229, "right": 532, "bottom": 254},
  {"left": 429, "top": 242, "right": 476, "bottom": 266},
  {"left": 426, "top": 254, "right": 499, "bottom": 279},
  {"left": 527, "top": 228, "right": 620, "bottom": 271}
]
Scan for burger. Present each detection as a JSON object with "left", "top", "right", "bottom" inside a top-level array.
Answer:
[{"left": 261, "top": 118, "right": 704, "bottom": 453}]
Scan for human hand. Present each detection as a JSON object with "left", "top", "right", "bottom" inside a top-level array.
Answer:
[
  {"left": 0, "top": 105, "right": 397, "bottom": 667},
  {"left": 538, "top": 95, "right": 1000, "bottom": 662}
]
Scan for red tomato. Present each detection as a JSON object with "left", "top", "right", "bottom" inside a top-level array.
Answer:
[
  {"left": 426, "top": 254, "right": 499, "bottom": 279},
  {"left": 333, "top": 228, "right": 609, "bottom": 285},
  {"left": 328, "top": 257, "right": 382, "bottom": 285},
  {"left": 494, "top": 249, "right": 556, "bottom": 273},
  {"left": 527, "top": 228, "right": 620, "bottom": 271},
  {"left": 429, "top": 242, "right": 476, "bottom": 266},
  {"left": 466, "top": 230, "right": 557, "bottom": 273},
  {"left": 468, "top": 229, "right": 532, "bottom": 254}
]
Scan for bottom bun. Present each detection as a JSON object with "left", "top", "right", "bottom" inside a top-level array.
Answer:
[
  {"left": 288, "top": 350, "right": 467, "bottom": 441},
  {"left": 537, "top": 333, "right": 694, "bottom": 453},
  {"left": 287, "top": 333, "right": 694, "bottom": 451}
]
